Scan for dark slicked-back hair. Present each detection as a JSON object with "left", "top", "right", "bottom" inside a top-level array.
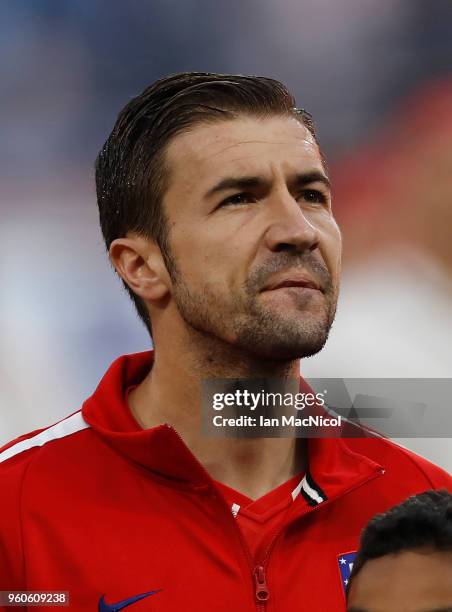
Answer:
[
  {"left": 95, "top": 72, "right": 318, "bottom": 338},
  {"left": 347, "top": 489, "right": 452, "bottom": 597}
]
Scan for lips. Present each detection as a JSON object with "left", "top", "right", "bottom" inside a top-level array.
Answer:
[{"left": 262, "top": 275, "right": 320, "bottom": 292}]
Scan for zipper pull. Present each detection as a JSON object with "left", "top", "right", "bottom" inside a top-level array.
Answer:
[{"left": 253, "top": 565, "right": 270, "bottom": 603}]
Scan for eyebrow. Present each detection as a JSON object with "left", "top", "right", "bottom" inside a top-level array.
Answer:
[{"left": 204, "top": 170, "right": 331, "bottom": 199}]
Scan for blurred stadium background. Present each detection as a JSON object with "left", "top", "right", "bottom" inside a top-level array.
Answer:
[{"left": 1, "top": 1, "right": 451, "bottom": 471}]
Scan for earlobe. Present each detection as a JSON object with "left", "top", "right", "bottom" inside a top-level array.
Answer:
[{"left": 109, "top": 236, "right": 169, "bottom": 302}]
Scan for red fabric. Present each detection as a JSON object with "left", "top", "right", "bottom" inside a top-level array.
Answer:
[
  {"left": 0, "top": 351, "right": 450, "bottom": 612},
  {"left": 215, "top": 473, "right": 303, "bottom": 561}
]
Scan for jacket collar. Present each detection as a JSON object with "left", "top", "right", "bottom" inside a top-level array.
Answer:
[{"left": 82, "top": 351, "right": 383, "bottom": 497}]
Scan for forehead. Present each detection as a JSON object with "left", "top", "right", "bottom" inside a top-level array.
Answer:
[
  {"left": 348, "top": 550, "right": 452, "bottom": 611},
  {"left": 163, "top": 115, "right": 324, "bottom": 194}
]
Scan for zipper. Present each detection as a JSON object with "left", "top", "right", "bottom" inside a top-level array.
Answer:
[
  {"left": 253, "top": 565, "right": 270, "bottom": 609},
  {"left": 168, "top": 424, "right": 271, "bottom": 609}
]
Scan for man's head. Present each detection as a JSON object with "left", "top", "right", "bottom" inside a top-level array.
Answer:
[
  {"left": 347, "top": 489, "right": 452, "bottom": 612},
  {"left": 96, "top": 72, "right": 341, "bottom": 360}
]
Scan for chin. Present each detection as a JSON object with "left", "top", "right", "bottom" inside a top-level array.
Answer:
[
  {"left": 238, "top": 332, "right": 329, "bottom": 362},
  {"left": 232, "top": 309, "right": 332, "bottom": 360}
]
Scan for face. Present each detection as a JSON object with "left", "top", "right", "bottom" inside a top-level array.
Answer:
[
  {"left": 347, "top": 549, "right": 452, "bottom": 612},
  {"left": 160, "top": 115, "right": 341, "bottom": 360}
]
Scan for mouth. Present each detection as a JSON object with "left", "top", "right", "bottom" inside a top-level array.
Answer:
[{"left": 261, "top": 275, "right": 321, "bottom": 293}]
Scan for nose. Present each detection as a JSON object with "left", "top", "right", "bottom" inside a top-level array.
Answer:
[{"left": 264, "top": 189, "right": 320, "bottom": 254}]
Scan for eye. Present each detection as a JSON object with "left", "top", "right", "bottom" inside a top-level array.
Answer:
[
  {"left": 218, "top": 192, "right": 256, "bottom": 207},
  {"left": 301, "top": 189, "right": 328, "bottom": 205}
]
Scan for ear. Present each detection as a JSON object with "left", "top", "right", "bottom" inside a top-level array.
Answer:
[{"left": 109, "top": 234, "right": 170, "bottom": 302}]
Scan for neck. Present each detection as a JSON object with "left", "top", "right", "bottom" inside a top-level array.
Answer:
[{"left": 128, "top": 331, "right": 307, "bottom": 500}]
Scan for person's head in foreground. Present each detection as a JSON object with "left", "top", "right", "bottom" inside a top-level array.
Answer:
[
  {"left": 347, "top": 489, "right": 452, "bottom": 612},
  {"left": 96, "top": 72, "right": 340, "bottom": 376}
]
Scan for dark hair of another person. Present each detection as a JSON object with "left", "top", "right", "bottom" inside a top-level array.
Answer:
[
  {"left": 347, "top": 489, "right": 452, "bottom": 597},
  {"left": 95, "top": 72, "right": 318, "bottom": 338}
]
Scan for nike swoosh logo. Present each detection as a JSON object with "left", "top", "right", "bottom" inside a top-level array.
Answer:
[{"left": 98, "top": 589, "right": 162, "bottom": 611}]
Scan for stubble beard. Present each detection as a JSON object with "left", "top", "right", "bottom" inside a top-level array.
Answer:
[{"left": 164, "top": 248, "right": 339, "bottom": 362}]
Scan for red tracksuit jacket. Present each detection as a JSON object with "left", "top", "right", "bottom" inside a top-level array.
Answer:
[{"left": 1, "top": 352, "right": 451, "bottom": 611}]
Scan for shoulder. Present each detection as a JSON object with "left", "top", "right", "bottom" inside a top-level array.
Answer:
[
  {"left": 0, "top": 411, "right": 88, "bottom": 588},
  {"left": 344, "top": 435, "right": 451, "bottom": 488},
  {"left": 0, "top": 410, "right": 90, "bottom": 475}
]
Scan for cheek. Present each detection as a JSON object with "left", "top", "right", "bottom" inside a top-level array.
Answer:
[
  {"left": 171, "top": 227, "right": 235, "bottom": 286},
  {"left": 320, "top": 223, "right": 342, "bottom": 279}
]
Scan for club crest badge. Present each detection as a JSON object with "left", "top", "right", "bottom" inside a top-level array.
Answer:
[{"left": 337, "top": 551, "right": 357, "bottom": 594}]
